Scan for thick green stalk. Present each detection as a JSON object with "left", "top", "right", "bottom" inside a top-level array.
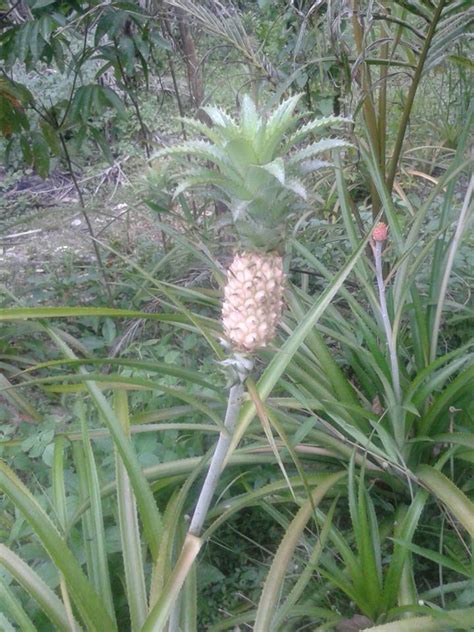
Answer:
[
  {"left": 188, "top": 380, "right": 245, "bottom": 536},
  {"left": 142, "top": 361, "right": 250, "bottom": 631},
  {"left": 386, "top": 0, "right": 447, "bottom": 192}
]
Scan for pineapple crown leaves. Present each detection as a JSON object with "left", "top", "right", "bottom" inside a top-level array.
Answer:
[
  {"left": 200, "top": 105, "right": 240, "bottom": 137},
  {"left": 288, "top": 138, "right": 352, "bottom": 166},
  {"left": 152, "top": 93, "right": 352, "bottom": 247},
  {"left": 284, "top": 114, "right": 353, "bottom": 149}
]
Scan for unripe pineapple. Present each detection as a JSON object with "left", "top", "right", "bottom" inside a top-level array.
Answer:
[
  {"left": 154, "top": 95, "right": 350, "bottom": 353},
  {"left": 222, "top": 251, "right": 284, "bottom": 352}
]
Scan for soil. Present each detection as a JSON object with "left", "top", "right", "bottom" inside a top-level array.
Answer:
[{"left": 0, "top": 166, "right": 164, "bottom": 299}]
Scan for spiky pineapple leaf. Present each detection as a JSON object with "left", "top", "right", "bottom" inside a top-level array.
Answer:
[
  {"left": 299, "top": 159, "right": 332, "bottom": 174},
  {"left": 240, "top": 94, "right": 260, "bottom": 138},
  {"left": 286, "top": 115, "right": 352, "bottom": 148},
  {"left": 154, "top": 139, "right": 225, "bottom": 163},
  {"left": 265, "top": 93, "right": 302, "bottom": 135},
  {"left": 173, "top": 170, "right": 251, "bottom": 201},
  {"left": 177, "top": 117, "right": 222, "bottom": 144},
  {"left": 155, "top": 93, "right": 350, "bottom": 251},
  {"left": 259, "top": 157, "right": 286, "bottom": 185},
  {"left": 289, "top": 138, "right": 351, "bottom": 165},
  {"left": 225, "top": 138, "right": 258, "bottom": 176},
  {"left": 243, "top": 163, "right": 288, "bottom": 199},
  {"left": 200, "top": 105, "right": 239, "bottom": 138},
  {"left": 231, "top": 199, "right": 250, "bottom": 222},
  {"left": 153, "top": 140, "right": 239, "bottom": 181},
  {"left": 284, "top": 177, "right": 307, "bottom": 200},
  {"left": 263, "top": 93, "right": 304, "bottom": 160}
]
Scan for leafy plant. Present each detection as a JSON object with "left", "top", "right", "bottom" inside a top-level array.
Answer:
[{"left": 0, "top": 3, "right": 473, "bottom": 631}]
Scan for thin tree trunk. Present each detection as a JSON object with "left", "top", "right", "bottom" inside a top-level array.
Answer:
[{"left": 175, "top": 7, "right": 204, "bottom": 111}]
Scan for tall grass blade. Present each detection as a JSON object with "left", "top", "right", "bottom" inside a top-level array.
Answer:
[
  {"left": 114, "top": 390, "right": 148, "bottom": 630},
  {"left": 46, "top": 327, "right": 163, "bottom": 560},
  {"left": 254, "top": 471, "right": 345, "bottom": 630},
  {"left": 76, "top": 400, "right": 116, "bottom": 623},
  {"left": 0, "top": 545, "right": 76, "bottom": 632},
  {"left": 416, "top": 465, "right": 474, "bottom": 537},
  {"left": 382, "top": 491, "right": 429, "bottom": 610},
  {"left": 0, "top": 474, "right": 114, "bottom": 632},
  {"left": 0, "top": 373, "right": 41, "bottom": 421},
  {"left": 52, "top": 436, "right": 68, "bottom": 531},
  {"left": 52, "top": 436, "right": 78, "bottom": 629},
  {"left": 429, "top": 175, "right": 473, "bottom": 361},
  {"left": 0, "top": 572, "right": 40, "bottom": 632},
  {"left": 180, "top": 540, "right": 198, "bottom": 632},
  {"left": 272, "top": 499, "right": 337, "bottom": 628}
]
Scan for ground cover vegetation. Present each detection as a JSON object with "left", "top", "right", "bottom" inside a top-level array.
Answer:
[{"left": 0, "top": 0, "right": 473, "bottom": 630}]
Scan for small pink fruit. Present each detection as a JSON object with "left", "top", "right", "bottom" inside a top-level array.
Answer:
[{"left": 372, "top": 222, "right": 388, "bottom": 242}]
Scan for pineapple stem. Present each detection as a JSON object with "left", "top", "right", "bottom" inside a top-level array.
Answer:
[{"left": 188, "top": 369, "right": 249, "bottom": 536}]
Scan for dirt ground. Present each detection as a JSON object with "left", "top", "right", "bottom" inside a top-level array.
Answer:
[{"left": 0, "top": 166, "right": 164, "bottom": 297}]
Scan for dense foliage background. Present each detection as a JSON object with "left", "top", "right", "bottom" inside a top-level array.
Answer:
[{"left": 0, "top": 1, "right": 473, "bottom": 631}]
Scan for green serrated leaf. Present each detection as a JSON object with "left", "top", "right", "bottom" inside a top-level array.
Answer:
[
  {"left": 259, "top": 157, "right": 285, "bottom": 184},
  {"left": 289, "top": 138, "right": 351, "bottom": 165}
]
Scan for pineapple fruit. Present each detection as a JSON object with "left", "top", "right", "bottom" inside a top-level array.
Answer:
[
  {"left": 155, "top": 95, "right": 349, "bottom": 354},
  {"left": 221, "top": 251, "right": 284, "bottom": 352}
]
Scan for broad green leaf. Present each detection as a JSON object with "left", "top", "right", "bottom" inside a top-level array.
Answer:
[
  {"left": 39, "top": 120, "right": 61, "bottom": 155},
  {"left": 32, "top": 0, "right": 57, "bottom": 9},
  {"left": 416, "top": 465, "right": 474, "bottom": 537}
]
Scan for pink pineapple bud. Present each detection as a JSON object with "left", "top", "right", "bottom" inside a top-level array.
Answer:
[{"left": 372, "top": 222, "right": 388, "bottom": 242}]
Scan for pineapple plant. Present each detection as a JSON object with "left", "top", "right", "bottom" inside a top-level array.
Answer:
[
  {"left": 155, "top": 94, "right": 350, "bottom": 354},
  {"left": 152, "top": 97, "right": 351, "bottom": 575}
]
